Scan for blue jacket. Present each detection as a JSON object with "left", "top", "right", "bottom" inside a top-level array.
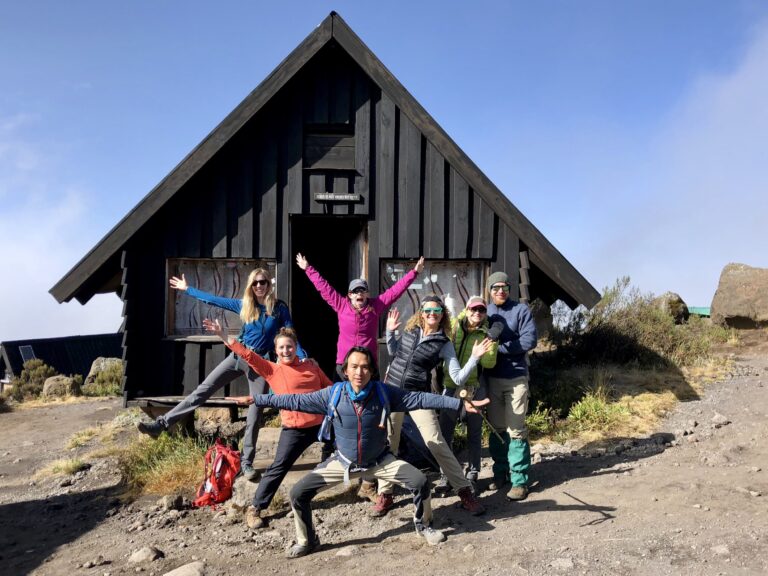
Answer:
[
  {"left": 186, "top": 287, "right": 306, "bottom": 357},
  {"left": 487, "top": 299, "right": 537, "bottom": 379},
  {"left": 252, "top": 381, "right": 460, "bottom": 467}
]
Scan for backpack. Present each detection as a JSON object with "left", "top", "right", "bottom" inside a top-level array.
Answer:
[
  {"left": 318, "top": 381, "right": 391, "bottom": 441},
  {"left": 192, "top": 439, "right": 241, "bottom": 508}
]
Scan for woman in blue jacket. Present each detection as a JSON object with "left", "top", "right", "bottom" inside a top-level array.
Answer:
[{"left": 137, "top": 268, "right": 304, "bottom": 480}]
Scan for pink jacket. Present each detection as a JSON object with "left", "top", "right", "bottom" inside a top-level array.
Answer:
[{"left": 304, "top": 265, "right": 418, "bottom": 363}]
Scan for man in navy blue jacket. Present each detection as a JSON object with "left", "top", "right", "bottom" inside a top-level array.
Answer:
[
  {"left": 485, "top": 271, "right": 538, "bottom": 501},
  {"left": 248, "top": 345, "right": 487, "bottom": 558}
]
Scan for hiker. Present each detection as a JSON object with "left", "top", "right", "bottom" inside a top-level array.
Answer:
[
  {"left": 372, "top": 295, "right": 492, "bottom": 517},
  {"left": 206, "top": 320, "right": 333, "bottom": 530},
  {"left": 246, "top": 345, "right": 490, "bottom": 558},
  {"left": 137, "top": 268, "right": 305, "bottom": 481},
  {"left": 485, "top": 271, "right": 538, "bottom": 500},
  {"left": 436, "top": 295, "right": 498, "bottom": 494},
  {"left": 295, "top": 253, "right": 424, "bottom": 379}
]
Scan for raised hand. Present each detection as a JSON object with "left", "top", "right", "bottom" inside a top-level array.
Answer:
[
  {"left": 169, "top": 274, "right": 188, "bottom": 291},
  {"left": 386, "top": 308, "right": 401, "bottom": 332},
  {"left": 202, "top": 318, "right": 227, "bottom": 342},
  {"left": 295, "top": 253, "right": 309, "bottom": 270},
  {"left": 414, "top": 256, "right": 425, "bottom": 274},
  {"left": 471, "top": 337, "right": 494, "bottom": 359}
]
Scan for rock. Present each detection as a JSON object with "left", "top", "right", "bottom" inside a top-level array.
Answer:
[
  {"left": 162, "top": 561, "right": 206, "bottom": 576},
  {"left": 158, "top": 495, "right": 184, "bottom": 511},
  {"left": 195, "top": 408, "right": 236, "bottom": 437},
  {"left": 549, "top": 557, "right": 574, "bottom": 570},
  {"left": 711, "top": 413, "right": 731, "bottom": 428},
  {"left": 711, "top": 544, "right": 730, "bottom": 556},
  {"left": 128, "top": 546, "right": 164, "bottom": 563},
  {"left": 82, "top": 357, "right": 123, "bottom": 394},
  {"left": 335, "top": 546, "right": 359, "bottom": 557},
  {"left": 532, "top": 452, "right": 542, "bottom": 464},
  {"left": 711, "top": 263, "right": 768, "bottom": 328},
  {"left": 229, "top": 476, "right": 259, "bottom": 510},
  {"left": 42, "top": 375, "right": 81, "bottom": 398},
  {"left": 652, "top": 292, "right": 690, "bottom": 324}
]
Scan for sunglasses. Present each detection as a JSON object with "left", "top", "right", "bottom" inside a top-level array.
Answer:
[
  {"left": 469, "top": 306, "right": 487, "bottom": 313},
  {"left": 422, "top": 307, "right": 444, "bottom": 314},
  {"left": 252, "top": 279, "right": 269, "bottom": 287},
  {"left": 350, "top": 288, "right": 368, "bottom": 294},
  {"left": 490, "top": 284, "right": 510, "bottom": 292}
]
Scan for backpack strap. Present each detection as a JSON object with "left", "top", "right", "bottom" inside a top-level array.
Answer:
[
  {"left": 374, "top": 381, "right": 391, "bottom": 430},
  {"left": 318, "top": 381, "right": 345, "bottom": 441}
]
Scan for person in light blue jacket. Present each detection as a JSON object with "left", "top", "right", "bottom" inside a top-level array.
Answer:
[{"left": 137, "top": 268, "right": 305, "bottom": 480}]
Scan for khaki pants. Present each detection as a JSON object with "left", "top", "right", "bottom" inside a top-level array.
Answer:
[
  {"left": 378, "top": 409, "right": 470, "bottom": 495},
  {"left": 486, "top": 375, "right": 529, "bottom": 439},
  {"left": 289, "top": 453, "right": 432, "bottom": 546}
]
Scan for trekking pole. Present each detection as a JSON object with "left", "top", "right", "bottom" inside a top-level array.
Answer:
[{"left": 458, "top": 389, "right": 505, "bottom": 444}]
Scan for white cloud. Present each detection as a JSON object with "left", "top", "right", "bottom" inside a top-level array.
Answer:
[
  {"left": 0, "top": 116, "right": 122, "bottom": 341},
  {"left": 582, "top": 20, "right": 768, "bottom": 307}
]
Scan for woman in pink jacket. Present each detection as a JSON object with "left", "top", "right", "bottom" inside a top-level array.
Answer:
[{"left": 295, "top": 253, "right": 424, "bottom": 381}]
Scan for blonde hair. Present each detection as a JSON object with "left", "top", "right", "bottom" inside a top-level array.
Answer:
[
  {"left": 404, "top": 296, "right": 453, "bottom": 339},
  {"left": 240, "top": 268, "right": 275, "bottom": 323}
]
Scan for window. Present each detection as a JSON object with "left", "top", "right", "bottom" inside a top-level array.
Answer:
[
  {"left": 380, "top": 260, "right": 486, "bottom": 319},
  {"left": 19, "top": 345, "right": 36, "bottom": 363},
  {"left": 304, "top": 124, "right": 355, "bottom": 171},
  {"left": 166, "top": 258, "right": 276, "bottom": 339}
]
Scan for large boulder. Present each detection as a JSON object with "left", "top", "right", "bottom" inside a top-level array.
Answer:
[
  {"left": 652, "top": 292, "right": 690, "bottom": 324},
  {"left": 82, "top": 357, "right": 123, "bottom": 394},
  {"left": 42, "top": 375, "right": 81, "bottom": 398},
  {"left": 711, "top": 263, "right": 768, "bottom": 328}
]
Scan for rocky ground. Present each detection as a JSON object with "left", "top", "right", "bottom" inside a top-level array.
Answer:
[{"left": 1, "top": 333, "right": 767, "bottom": 576}]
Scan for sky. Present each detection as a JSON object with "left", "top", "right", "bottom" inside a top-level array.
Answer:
[{"left": 2, "top": 1, "right": 767, "bottom": 341}]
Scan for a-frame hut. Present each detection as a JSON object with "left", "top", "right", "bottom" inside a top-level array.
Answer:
[{"left": 50, "top": 12, "right": 599, "bottom": 400}]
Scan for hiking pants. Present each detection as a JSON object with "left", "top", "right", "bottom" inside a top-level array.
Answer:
[
  {"left": 253, "top": 425, "right": 322, "bottom": 510},
  {"left": 378, "top": 409, "right": 470, "bottom": 495},
  {"left": 438, "top": 388, "right": 483, "bottom": 478},
  {"left": 486, "top": 375, "right": 531, "bottom": 487},
  {"left": 289, "top": 453, "right": 432, "bottom": 547},
  {"left": 157, "top": 352, "right": 267, "bottom": 465}
]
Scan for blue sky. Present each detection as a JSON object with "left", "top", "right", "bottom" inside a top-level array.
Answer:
[{"left": 2, "top": 1, "right": 767, "bottom": 340}]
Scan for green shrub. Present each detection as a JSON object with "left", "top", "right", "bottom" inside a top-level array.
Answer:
[
  {"left": 526, "top": 401, "right": 558, "bottom": 437},
  {"left": 566, "top": 372, "right": 628, "bottom": 433},
  {"left": 83, "top": 362, "right": 123, "bottom": 396},
  {"left": 6, "top": 359, "right": 57, "bottom": 402}
]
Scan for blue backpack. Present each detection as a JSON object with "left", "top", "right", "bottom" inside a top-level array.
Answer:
[{"left": 318, "top": 381, "right": 391, "bottom": 441}]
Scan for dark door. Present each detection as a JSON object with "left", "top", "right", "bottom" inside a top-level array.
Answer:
[{"left": 290, "top": 216, "right": 367, "bottom": 379}]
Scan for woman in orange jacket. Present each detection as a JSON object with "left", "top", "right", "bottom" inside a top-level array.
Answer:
[{"left": 205, "top": 319, "right": 331, "bottom": 530}]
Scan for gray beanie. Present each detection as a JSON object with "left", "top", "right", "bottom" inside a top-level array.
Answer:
[{"left": 486, "top": 271, "right": 510, "bottom": 293}]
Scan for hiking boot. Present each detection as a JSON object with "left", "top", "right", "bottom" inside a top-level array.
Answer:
[
  {"left": 457, "top": 486, "right": 485, "bottom": 515},
  {"left": 433, "top": 474, "right": 451, "bottom": 498},
  {"left": 416, "top": 524, "right": 446, "bottom": 546},
  {"left": 241, "top": 463, "right": 259, "bottom": 481},
  {"left": 506, "top": 485, "right": 529, "bottom": 501},
  {"left": 488, "top": 475, "right": 509, "bottom": 491},
  {"left": 245, "top": 506, "right": 266, "bottom": 529},
  {"left": 286, "top": 536, "right": 320, "bottom": 559},
  {"left": 357, "top": 480, "right": 378, "bottom": 503},
  {"left": 369, "top": 493, "right": 394, "bottom": 517},
  {"left": 137, "top": 420, "right": 166, "bottom": 439}
]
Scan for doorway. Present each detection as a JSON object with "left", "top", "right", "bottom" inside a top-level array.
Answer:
[{"left": 290, "top": 216, "right": 367, "bottom": 379}]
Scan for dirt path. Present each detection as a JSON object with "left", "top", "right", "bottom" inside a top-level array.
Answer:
[{"left": 1, "top": 337, "right": 767, "bottom": 576}]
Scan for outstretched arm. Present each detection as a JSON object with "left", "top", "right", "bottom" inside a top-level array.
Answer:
[
  {"left": 171, "top": 274, "right": 242, "bottom": 313},
  {"left": 250, "top": 388, "right": 331, "bottom": 415},
  {"left": 204, "top": 318, "right": 276, "bottom": 379},
  {"left": 297, "top": 253, "right": 346, "bottom": 312}
]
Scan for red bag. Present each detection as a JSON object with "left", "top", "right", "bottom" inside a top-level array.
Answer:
[{"left": 192, "top": 439, "right": 241, "bottom": 508}]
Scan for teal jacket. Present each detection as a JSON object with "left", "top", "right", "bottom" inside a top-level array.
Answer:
[{"left": 443, "top": 311, "right": 498, "bottom": 390}]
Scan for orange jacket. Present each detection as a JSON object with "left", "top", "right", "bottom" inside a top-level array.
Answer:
[{"left": 229, "top": 340, "right": 331, "bottom": 429}]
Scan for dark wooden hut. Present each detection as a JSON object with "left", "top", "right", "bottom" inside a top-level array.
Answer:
[{"left": 50, "top": 12, "right": 599, "bottom": 401}]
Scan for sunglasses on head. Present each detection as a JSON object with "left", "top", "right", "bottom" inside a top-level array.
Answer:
[
  {"left": 350, "top": 287, "right": 368, "bottom": 294},
  {"left": 490, "top": 284, "right": 510, "bottom": 292},
  {"left": 469, "top": 306, "right": 487, "bottom": 313},
  {"left": 422, "top": 307, "right": 443, "bottom": 314},
  {"left": 252, "top": 279, "right": 269, "bottom": 287}
]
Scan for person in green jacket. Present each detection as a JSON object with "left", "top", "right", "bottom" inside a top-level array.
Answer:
[{"left": 436, "top": 295, "right": 498, "bottom": 493}]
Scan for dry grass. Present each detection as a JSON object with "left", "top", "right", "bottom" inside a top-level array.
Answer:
[
  {"left": 36, "top": 458, "right": 89, "bottom": 478},
  {"left": 66, "top": 427, "right": 99, "bottom": 449}
]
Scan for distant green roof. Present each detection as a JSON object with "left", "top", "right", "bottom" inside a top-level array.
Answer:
[{"left": 688, "top": 306, "right": 711, "bottom": 317}]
